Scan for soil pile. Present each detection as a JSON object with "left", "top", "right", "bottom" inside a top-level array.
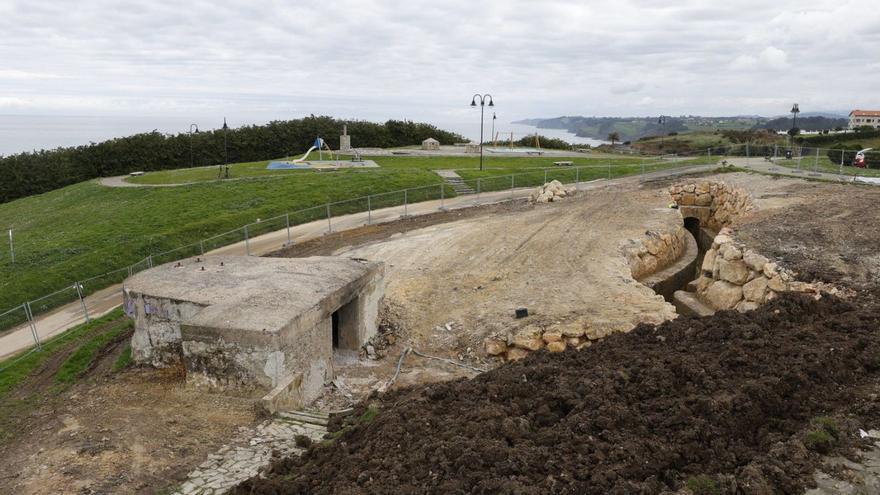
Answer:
[{"left": 233, "top": 294, "right": 880, "bottom": 494}]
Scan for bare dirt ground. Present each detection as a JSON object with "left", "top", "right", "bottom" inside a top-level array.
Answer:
[{"left": 0, "top": 329, "right": 261, "bottom": 494}]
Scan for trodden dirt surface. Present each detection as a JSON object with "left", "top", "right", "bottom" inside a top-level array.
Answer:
[
  {"left": 0, "top": 323, "right": 261, "bottom": 495},
  {"left": 233, "top": 294, "right": 880, "bottom": 495}
]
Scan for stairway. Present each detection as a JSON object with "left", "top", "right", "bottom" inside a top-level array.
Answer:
[{"left": 434, "top": 170, "right": 475, "bottom": 195}]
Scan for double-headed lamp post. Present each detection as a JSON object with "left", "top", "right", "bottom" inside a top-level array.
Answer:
[
  {"left": 189, "top": 123, "right": 199, "bottom": 168},
  {"left": 470, "top": 94, "right": 494, "bottom": 171},
  {"left": 789, "top": 103, "right": 800, "bottom": 148}
]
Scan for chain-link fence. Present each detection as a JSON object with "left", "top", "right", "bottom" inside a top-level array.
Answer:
[{"left": 2, "top": 144, "right": 872, "bottom": 362}]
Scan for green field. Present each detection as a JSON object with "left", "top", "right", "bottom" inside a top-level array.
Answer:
[
  {"left": 0, "top": 152, "right": 714, "bottom": 323},
  {"left": 773, "top": 156, "right": 880, "bottom": 177}
]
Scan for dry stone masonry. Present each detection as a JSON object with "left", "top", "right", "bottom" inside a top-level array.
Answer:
[
  {"left": 626, "top": 227, "right": 689, "bottom": 280},
  {"left": 669, "top": 180, "right": 754, "bottom": 232},
  {"left": 484, "top": 319, "right": 630, "bottom": 361}
]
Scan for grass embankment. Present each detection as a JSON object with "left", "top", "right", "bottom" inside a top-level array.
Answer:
[
  {"left": 0, "top": 308, "right": 127, "bottom": 399},
  {"left": 0, "top": 153, "right": 714, "bottom": 322}
]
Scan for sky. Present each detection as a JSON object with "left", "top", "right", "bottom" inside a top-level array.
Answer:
[{"left": 0, "top": 0, "right": 878, "bottom": 125}]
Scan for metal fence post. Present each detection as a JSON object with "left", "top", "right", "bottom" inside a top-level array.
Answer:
[
  {"left": 147, "top": 255, "right": 153, "bottom": 269},
  {"left": 814, "top": 147, "right": 819, "bottom": 174},
  {"left": 367, "top": 196, "right": 372, "bottom": 224},
  {"left": 510, "top": 174, "right": 515, "bottom": 198},
  {"left": 439, "top": 184, "right": 445, "bottom": 210},
  {"left": 285, "top": 213, "right": 292, "bottom": 245},
  {"left": 24, "top": 302, "right": 41, "bottom": 350},
  {"left": 75, "top": 282, "right": 90, "bottom": 322},
  {"left": 544, "top": 169, "right": 548, "bottom": 183},
  {"left": 746, "top": 142, "right": 750, "bottom": 166},
  {"left": 404, "top": 189, "right": 408, "bottom": 216},
  {"left": 476, "top": 179, "right": 481, "bottom": 199},
  {"left": 840, "top": 149, "right": 845, "bottom": 177},
  {"left": 199, "top": 240, "right": 205, "bottom": 255},
  {"left": 7, "top": 229, "right": 13, "bottom": 264},
  {"left": 244, "top": 225, "right": 250, "bottom": 255},
  {"left": 326, "top": 203, "right": 332, "bottom": 233},
  {"left": 773, "top": 144, "right": 778, "bottom": 160},
  {"left": 128, "top": 265, "right": 133, "bottom": 278},
  {"left": 607, "top": 163, "right": 611, "bottom": 179}
]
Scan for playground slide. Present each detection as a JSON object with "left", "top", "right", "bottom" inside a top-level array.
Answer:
[{"left": 293, "top": 146, "right": 318, "bottom": 163}]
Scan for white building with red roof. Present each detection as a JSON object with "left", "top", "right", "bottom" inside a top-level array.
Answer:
[{"left": 849, "top": 110, "right": 880, "bottom": 129}]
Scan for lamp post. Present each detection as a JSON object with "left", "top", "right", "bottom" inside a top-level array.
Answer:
[
  {"left": 189, "top": 123, "right": 199, "bottom": 168},
  {"left": 789, "top": 103, "right": 800, "bottom": 149},
  {"left": 658, "top": 115, "right": 667, "bottom": 149},
  {"left": 222, "top": 118, "right": 229, "bottom": 179},
  {"left": 470, "top": 94, "right": 494, "bottom": 171}
]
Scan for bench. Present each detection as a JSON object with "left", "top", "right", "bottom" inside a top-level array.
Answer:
[{"left": 553, "top": 161, "right": 573, "bottom": 167}]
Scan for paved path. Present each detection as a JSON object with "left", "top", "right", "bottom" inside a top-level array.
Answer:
[
  {"left": 726, "top": 156, "right": 880, "bottom": 185},
  {"left": 1, "top": 164, "right": 717, "bottom": 361}
]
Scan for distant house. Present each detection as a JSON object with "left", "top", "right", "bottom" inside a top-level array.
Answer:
[
  {"left": 421, "top": 137, "right": 440, "bottom": 150},
  {"left": 849, "top": 110, "right": 880, "bottom": 130}
]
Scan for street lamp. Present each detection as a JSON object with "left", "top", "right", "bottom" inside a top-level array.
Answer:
[
  {"left": 222, "top": 117, "right": 229, "bottom": 179},
  {"left": 789, "top": 103, "right": 800, "bottom": 149},
  {"left": 189, "top": 123, "right": 199, "bottom": 168},
  {"left": 658, "top": 115, "right": 667, "bottom": 148},
  {"left": 470, "top": 94, "right": 494, "bottom": 171}
]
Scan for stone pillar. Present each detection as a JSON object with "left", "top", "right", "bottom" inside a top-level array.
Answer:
[{"left": 340, "top": 125, "right": 351, "bottom": 152}]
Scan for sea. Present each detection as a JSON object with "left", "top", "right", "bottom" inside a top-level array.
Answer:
[{"left": 0, "top": 114, "right": 606, "bottom": 157}]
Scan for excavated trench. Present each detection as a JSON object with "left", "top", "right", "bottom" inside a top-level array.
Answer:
[{"left": 640, "top": 217, "right": 714, "bottom": 306}]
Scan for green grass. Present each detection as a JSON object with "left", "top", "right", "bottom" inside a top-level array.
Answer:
[
  {"left": 686, "top": 475, "right": 719, "bottom": 495},
  {"left": 804, "top": 416, "right": 839, "bottom": 454},
  {"left": 114, "top": 343, "right": 132, "bottom": 371},
  {"left": 55, "top": 317, "right": 132, "bottom": 384},
  {"left": 126, "top": 153, "right": 652, "bottom": 185},
  {"left": 773, "top": 156, "right": 880, "bottom": 177},
  {"left": 0, "top": 152, "right": 716, "bottom": 323},
  {"left": 0, "top": 308, "right": 125, "bottom": 399}
]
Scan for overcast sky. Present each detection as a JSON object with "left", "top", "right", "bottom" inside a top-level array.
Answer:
[{"left": 1, "top": 0, "right": 878, "bottom": 124}]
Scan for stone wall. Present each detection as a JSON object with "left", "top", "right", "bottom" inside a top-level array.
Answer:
[
  {"left": 484, "top": 319, "right": 632, "bottom": 362},
  {"left": 669, "top": 180, "right": 754, "bottom": 232},
  {"left": 627, "top": 227, "right": 689, "bottom": 280}
]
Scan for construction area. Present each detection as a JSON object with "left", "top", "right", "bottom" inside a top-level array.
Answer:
[{"left": 2, "top": 168, "right": 880, "bottom": 494}]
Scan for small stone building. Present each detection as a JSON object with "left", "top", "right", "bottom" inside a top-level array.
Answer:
[
  {"left": 465, "top": 142, "right": 481, "bottom": 153},
  {"left": 421, "top": 137, "right": 440, "bottom": 150},
  {"left": 123, "top": 255, "right": 384, "bottom": 409}
]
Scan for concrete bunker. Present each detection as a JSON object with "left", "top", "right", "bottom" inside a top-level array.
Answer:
[{"left": 123, "top": 255, "right": 384, "bottom": 408}]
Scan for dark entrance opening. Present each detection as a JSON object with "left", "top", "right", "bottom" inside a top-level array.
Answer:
[
  {"left": 331, "top": 310, "right": 340, "bottom": 349},
  {"left": 684, "top": 217, "right": 701, "bottom": 241}
]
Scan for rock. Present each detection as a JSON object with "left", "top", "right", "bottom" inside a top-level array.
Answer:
[
  {"left": 695, "top": 193, "right": 712, "bottom": 206},
  {"left": 576, "top": 341, "right": 592, "bottom": 350},
  {"left": 788, "top": 281, "right": 814, "bottom": 293},
  {"left": 565, "top": 337, "right": 581, "bottom": 347},
  {"left": 684, "top": 184, "right": 696, "bottom": 193},
  {"left": 484, "top": 338, "right": 507, "bottom": 356},
  {"left": 701, "top": 248, "right": 717, "bottom": 273},
  {"left": 506, "top": 348, "right": 530, "bottom": 361},
  {"left": 742, "top": 276, "right": 769, "bottom": 302},
  {"left": 679, "top": 193, "right": 696, "bottom": 206},
  {"left": 513, "top": 336, "right": 544, "bottom": 351},
  {"left": 767, "top": 275, "right": 788, "bottom": 292},
  {"left": 542, "top": 331, "right": 562, "bottom": 343},
  {"left": 704, "top": 280, "right": 743, "bottom": 310},
  {"left": 743, "top": 250, "right": 769, "bottom": 271},
  {"left": 712, "top": 234, "right": 732, "bottom": 249},
  {"left": 717, "top": 258, "right": 750, "bottom": 285},
  {"left": 736, "top": 300, "right": 760, "bottom": 313},
  {"left": 696, "top": 276, "right": 713, "bottom": 294},
  {"left": 546, "top": 341, "right": 566, "bottom": 353},
  {"left": 559, "top": 323, "right": 584, "bottom": 338},
  {"left": 763, "top": 262, "right": 778, "bottom": 278},
  {"left": 719, "top": 243, "right": 742, "bottom": 261}
]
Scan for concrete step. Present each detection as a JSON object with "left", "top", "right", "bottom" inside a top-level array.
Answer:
[
  {"left": 278, "top": 411, "right": 329, "bottom": 427},
  {"left": 673, "top": 290, "right": 715, "bottom": 317}
]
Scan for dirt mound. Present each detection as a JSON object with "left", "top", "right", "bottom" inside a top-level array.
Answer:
[{"left": 232, "top": 294, "right": 880, "bottom": 494}]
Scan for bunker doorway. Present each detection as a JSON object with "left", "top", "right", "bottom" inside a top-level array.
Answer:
[{"left": 332, "top": 310, "right": 340, "bottom": 349}]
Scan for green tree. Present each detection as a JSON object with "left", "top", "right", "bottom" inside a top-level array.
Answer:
[{"left": 607, "top": 132, "right": 620, "bottom": 146}]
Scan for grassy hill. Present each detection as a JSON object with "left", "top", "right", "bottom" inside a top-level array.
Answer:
[{"left": 0, "top": 152, "right": 709, "bottom": 323}]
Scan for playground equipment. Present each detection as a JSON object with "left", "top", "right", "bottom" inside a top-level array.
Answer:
[{"left": 293, "top": 137, "right": 337, "bottom": 163}]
